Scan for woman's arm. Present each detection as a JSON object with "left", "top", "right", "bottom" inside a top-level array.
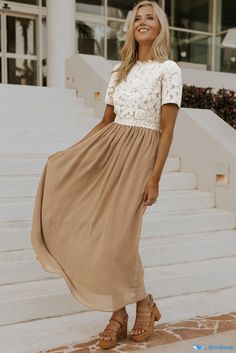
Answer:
[
  {"left": 150, "top": 103, "right": 179, "bottom": 183},
  {"left": 142, "top": 103, "right": 179, "bottom": 206},
  {"left": 81, "top": 104, "right": 116, "bottom": 140}
]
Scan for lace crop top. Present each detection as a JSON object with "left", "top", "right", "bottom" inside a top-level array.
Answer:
[{"left": 104, "top": 59, "right": 183, "bottom": 131}]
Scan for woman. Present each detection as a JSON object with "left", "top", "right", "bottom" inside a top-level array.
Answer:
[{"left": 30, "top": 0, "right": 182, "bottom": 350}]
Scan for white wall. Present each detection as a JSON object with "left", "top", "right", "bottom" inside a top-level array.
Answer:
[{"left": 170, "top": 108, "right": 236, "bottom": 212}]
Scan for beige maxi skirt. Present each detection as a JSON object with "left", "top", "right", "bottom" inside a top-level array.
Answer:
[{"left": 30, "top": 121, "right": 160, "bottom": 312}]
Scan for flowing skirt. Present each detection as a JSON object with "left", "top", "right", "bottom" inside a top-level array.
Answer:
[{"left": 30, "top": 121, "right": 160, "bottom": 312}]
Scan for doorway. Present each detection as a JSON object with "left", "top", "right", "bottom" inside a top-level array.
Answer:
[{"left": 0, "top": 3, "right": 38, "bottom": 85}]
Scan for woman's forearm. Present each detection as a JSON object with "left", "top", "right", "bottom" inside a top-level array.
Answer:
[{"left": 150, "top": 131, "right": 173, "bottom": 184}]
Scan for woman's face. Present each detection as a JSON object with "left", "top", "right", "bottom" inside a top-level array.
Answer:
[{"left": 133, "top": 4, "right": 159, "bottom": 44}]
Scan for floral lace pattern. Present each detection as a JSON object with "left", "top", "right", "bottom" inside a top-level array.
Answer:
[{"left": 104, "top": 60, "right": 183, "bottom": 131}]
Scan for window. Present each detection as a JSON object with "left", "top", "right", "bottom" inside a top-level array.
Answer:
[
  {"left": 76, "top": 0, "right": 104, "bottom": 16},
  {"left": 76, "top": 21, "right": 105, "bottom": 56},
  {"left": 165, "top": 0, "right": 212, "bottom": 32}
]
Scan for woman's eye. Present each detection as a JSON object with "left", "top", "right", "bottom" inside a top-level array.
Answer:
[{"left": 135, "top": 16, "right": 153, "bottom": 20}]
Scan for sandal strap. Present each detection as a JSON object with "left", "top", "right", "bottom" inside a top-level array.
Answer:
[
  {"left": 106, "top": 321, "right": 121, "bottom": 331},
  {"left": 100, "top": 312, "right": 128, "bottom": 338},
  {"left": 134, "top": 317, "right": 153, "bottom": 323},
  {"left": 135, "top": 312, "right": 152, "bottom": 318},
  {"left": 136, "top": 307, "right": 153, "bottom": 313},
  {"left": 132, "top": 322, "right": 150, "bottom": 328},
  {"left": 101, "top": 329, "right": 117, "bottom": 338},
  {"left": 110, "top": 312, "right": 128, "bottom": 326}
]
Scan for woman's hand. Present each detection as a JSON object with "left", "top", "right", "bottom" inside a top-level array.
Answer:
[{"left": 142, "top": 177, "right": 159, "bottom": 206}]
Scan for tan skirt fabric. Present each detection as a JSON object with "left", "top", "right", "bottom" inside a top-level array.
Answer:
[{"left": 30, "top": 121, "right": 160, "bottom": 312}]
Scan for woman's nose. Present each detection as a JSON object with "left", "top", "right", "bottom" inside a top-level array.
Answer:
[{"left": 140, "top": 20, "right": 146, "bottom": 26}]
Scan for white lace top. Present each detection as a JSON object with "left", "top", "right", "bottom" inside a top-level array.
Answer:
[{"left": 104, "top": 59, "right": 183, "bottom": 131}]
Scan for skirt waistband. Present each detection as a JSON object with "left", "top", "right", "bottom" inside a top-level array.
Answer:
[{"left": 114, "top": 116, "right": 160, "bottom": 132}]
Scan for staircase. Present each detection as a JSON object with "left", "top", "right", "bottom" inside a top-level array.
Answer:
[{"left": 0, "top": 84, "right": 236, "bottom": 353}]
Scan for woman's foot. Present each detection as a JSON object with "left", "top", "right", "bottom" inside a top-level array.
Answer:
[
  {"left": 98, "top": 307, "right": 128, "bottom": 349},
  {"left": 129, "top": 293, "right": 161, "bottom": 342}
]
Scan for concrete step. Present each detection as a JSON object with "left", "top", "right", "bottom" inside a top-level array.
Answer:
[
  {"left": 0, "top": 83, "right": 77, "bottom": 98},
  {"left": 0, "top": 97, "right": 85, "bottom": 107},
  {"left": 148, "top": 189, "right": 215, "bottom": 212},
  {"left": 0, "top": 207, "right": 235, "bottom": 252},
  {"left": 140, "top": 229, "right": 236, "bottom": 265},
  {"left": 0, "top": 172, "right": 197, "bottom": 198},
  {"left": 160, "top": 172, "right": 197, "bottom": 190},
  {"left": 145, "top": 256, "right": 236, "bottom": 298},
  {"left": 0, "top": 197, "right": 34, "bottom": 222},
  {"left": 0, "top": 277, "right": 84, "bottom": 325},
  {"left": 0, "top": 126, "right": 93, "bottom": 142},
  {"left": 0, "top": 158, "right": 47, "bottom": 176},
  {"left": 1, "top": 285, "right": 236, "bottom": 353},
  {"left": 1, "top": 230, "right": 236, "bottom": 285},
  {"left": 0, "top": 155, "right": 180, "bottom": 176},
  {"left": 142, "top": 208, "right": 236, "bottom": 236},
  {"left": 0, "top": 140, "right": 86, "bottom": 155},
  {"left": 0, "top": 190, "right": 214, "bottom": 222},
  {"left": 0, "top": 256, "right": 236, "bottom": 325},
  {"left": 0, "top": 106, "right": 95, "bottom": 128},
  {"left": 0, "top": 221, "right": 32, "bottom": 251},
  {"left": 0, "top": 249, "right": 60, "bottom": 285},
  {"left": 163, "top": 157, "right": 180, "bottom": 172}
]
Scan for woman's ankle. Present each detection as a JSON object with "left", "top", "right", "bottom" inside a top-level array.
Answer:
[
  {"left": 137, "top": 294, "right": 150, "bottom": 304},
  {"left": 113, "top": 306, "right": 127, "bottom": 315}
]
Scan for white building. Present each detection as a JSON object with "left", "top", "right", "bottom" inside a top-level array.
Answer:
[
  {"left": 0, "top": 2, "right": 236, "bottom": 352},
  {"left": 0, "top": 0, "right": 235, "bottom": 87}
]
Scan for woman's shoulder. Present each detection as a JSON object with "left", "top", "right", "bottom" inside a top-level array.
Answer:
[
  {"left": 160, "top": 59, "right": 181, "bottom": 74},
  {"left": 112, "top": 62, "right": 121, "bottom": 70}
]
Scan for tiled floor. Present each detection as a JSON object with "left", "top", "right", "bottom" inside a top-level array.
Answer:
[{"left": 38, "top": 311, "right": 236, "bottom": 353}]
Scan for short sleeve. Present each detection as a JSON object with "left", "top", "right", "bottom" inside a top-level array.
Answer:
[
  {"left": 161, "top": 61, "right": 183, "bottom": 108},
  {"left": 104, "top": 63, "right": 120, "bottom": 106}
]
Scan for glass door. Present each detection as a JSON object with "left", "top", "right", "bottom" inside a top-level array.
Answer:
[
  {"left": 0, "top": 13, "right": 2, "bottom": 82},
  {"left": 0, "top": 7, "right": 37, "bottom": 85}
]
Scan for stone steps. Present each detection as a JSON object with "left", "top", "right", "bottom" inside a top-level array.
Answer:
[
  {"left": 0, "top": 189, "right": 215, "bottom": 222},
  {"left": 0, "top": 106, "right": 95, "bottom": 128},
  {"left": 1, "top": 229, "right": 236, "bottom": 286},
  {"left": 1, "top": 286, "right": 236, "bottom": 353},
  {"left": 0, "top": 83, "right": 78, "bottom": 98},
  {"left": 0, "top": 172, "right": 197, "bottom": 198},
  {"left": 0, "top": 126, "right": 96, "bottom": 142},
  {"left": 0, "top": 155, "right": 179, "bottom": 176},
  {"left": 1, "top": 256, "right": 236, "bottom": 326},
  {"left": 142, "top": 207, "right": 236, "bottom": 236}
]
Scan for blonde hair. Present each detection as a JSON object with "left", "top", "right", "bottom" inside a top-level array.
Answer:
[{"left": 112, "top": 0, "right": 170, "bottom": 87}]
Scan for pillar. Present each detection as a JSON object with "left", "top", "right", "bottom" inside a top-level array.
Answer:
[{"left": 47, "top": 0, "right": 75, "bottom": 87}]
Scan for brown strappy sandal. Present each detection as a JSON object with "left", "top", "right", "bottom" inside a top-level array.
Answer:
[
  {"left": 129, "top": 293, "right": 161, "bottom": 342},
  {"left": 98, "top": 311, "right": 128, "bottom": 349}
]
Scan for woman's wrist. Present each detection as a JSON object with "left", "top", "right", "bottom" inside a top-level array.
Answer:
[{"left": 149, "top": 174, "right": 160, "bottom": 185}]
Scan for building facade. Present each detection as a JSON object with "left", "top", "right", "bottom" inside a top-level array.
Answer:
[{"left": 0, "top": 0, "right": 235, "bottom": 87}]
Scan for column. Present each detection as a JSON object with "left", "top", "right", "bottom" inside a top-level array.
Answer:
[{"left": 47, "top": 0, "right": 75, "bottom": 87}]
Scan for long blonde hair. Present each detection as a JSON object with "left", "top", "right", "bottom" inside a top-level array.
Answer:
[{"left": 112, "top": 0, "right": 170, "bottom": 87}]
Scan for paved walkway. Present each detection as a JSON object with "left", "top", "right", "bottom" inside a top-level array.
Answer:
[
  {"left": 37, "top": 311, "right": 236, "bottom": 353},
  {"left": 138, "top": 330, "right": 236, "bottom": 353}
]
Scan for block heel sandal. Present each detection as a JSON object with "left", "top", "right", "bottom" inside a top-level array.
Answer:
[
  {"left": 98, "top": 311, "right": 128, "bottom": 349},
  {"left": 129, "top": 293, "right": 161, "bottom": 342}
]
